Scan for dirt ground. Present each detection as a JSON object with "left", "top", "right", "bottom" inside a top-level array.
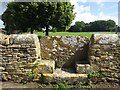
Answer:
[
  {"left": 91, "top": 83, "right": 120, "bottom": 89},
  {"left": 1, "top": 81, "right": 39, "bottom": 89},
  {"left": 1, "top": 81, "right": 120, "bottom": 89}
]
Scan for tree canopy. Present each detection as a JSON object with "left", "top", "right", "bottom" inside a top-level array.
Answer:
[
  {"left": 2, "top": 2, "right": 75, "bottom": 35},
  {"left": 67, "top": 20, "right": 116, "bottom": 32},
  {"left": 89, "top": 20, "right": 116, "bottom": 32}
]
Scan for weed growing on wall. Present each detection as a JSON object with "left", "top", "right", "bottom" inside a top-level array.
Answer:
[
  {"left": 52, "top": 81, "right": 70, "bottom": 90},
  {"left": 87, "top": 71, "right": 106, "bottom": 84}
]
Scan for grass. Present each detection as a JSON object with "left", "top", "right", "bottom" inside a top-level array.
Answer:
[{"left": 35, "top": 32, "right": 115, "bottom": 38}]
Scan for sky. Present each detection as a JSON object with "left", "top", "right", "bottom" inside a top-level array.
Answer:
[
  {"left": 0, "top": 0, "right": 119, "bottom": 28},
  {"left": 70, "top": 0, "right": 119, "bottom": 25}
]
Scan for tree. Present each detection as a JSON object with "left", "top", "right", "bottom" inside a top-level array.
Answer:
[
  {"left": 88, "top": 20, "right": 116, "bottom": 32},
  {"left": 2, "top": 2, "right": 37, "bottom": 34},
  {"left": 106, "top": 20, "right": 116, "bottom": 31},
  {"left": 68, "top": 20, "right": 116, "bottom": 32},
  {"left": 2, "top": 2, "right": 75, "bottom": 36},
  {"left": 75, "top": 21, "right": 85, "bottom": 31},
  {"left": 51, "top": 2, "right": 75, "bottom": 32},
  {"left": 67, "top": 25, "right": 81, "bottom": 32}
]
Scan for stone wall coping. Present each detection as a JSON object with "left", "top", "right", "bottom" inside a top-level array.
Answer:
[{"left": 91, "top": 34, "right": 119, "bottom": 44}]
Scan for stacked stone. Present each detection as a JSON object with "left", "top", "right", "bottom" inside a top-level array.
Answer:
[
  {"left": 39, "top": 36, "right": 90, "bottom": 84},
  {"left": 89, "top": 34, "right": 120, "bottom": 83},
  {"left": 40, "top": 36, "right": 89, "bottom": 68},
  {"left": 0, "top": 34, "right": 41, "bottom": 82},
  {"left": 0, "top": 33, "right": 9, "bottom": 81}
]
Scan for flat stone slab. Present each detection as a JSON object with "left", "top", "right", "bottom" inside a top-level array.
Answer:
[
  {"left": 42, "top": 69, "right": 88, "bottom": 84},
  {"left": 34, "top": 60, "right": 55, "bottom": 74},
  {"left": 75, "top": 61, "right": 91, "bottom": 74}
]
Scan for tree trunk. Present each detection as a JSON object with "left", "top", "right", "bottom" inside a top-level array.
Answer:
[
  {"left": 30, "top": 28, "right": 33, "bottom": 34},
  {"left": 45, "top": 26, "right": 49, "bottom": 36}
]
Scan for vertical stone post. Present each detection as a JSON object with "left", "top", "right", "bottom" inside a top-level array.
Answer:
[
  {"left": 1, "top": 34, "right": 41, "bottom": 82},
  {"left": 89, "top": 34, "right": 120, "bottom": 84}
]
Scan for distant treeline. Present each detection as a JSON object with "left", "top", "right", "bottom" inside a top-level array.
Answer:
[{"left": 67, "top": 20, "right": 117, "bottom": 32}]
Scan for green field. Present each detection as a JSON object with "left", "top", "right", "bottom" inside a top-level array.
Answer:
[{"left": 36, "top": 32, "right": 115, "bottom": 38}]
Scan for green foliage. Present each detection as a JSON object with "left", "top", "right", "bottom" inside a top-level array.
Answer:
[
  {"left": 2, "top": 2, "right": 75, "bottom": 35},
  {"left": 52, "top": 81, "right": 70, "bottom": 90},
  {"left": 88, "top": 71, "right": 105, "bottom": 79},
  {"left": 88, "top": 71, "right": 100, "bottom": 79},
  {"left": 106, "top": 20, "right": 116, "bottom": 31},
  {"left": 38, "top": 84, "right": 47, "bottom": 88},
  {"left": 68, "top": 21, "right": 86, "bottom": 32},
  {"left": 89, "top": 20, "right": 116, "bottom": 32},
  {"left": 26, "top": 69, "right": 39, "bottom": 82},
  {"left": 75, "top": 21, "right": 85, "bottom": 30},
  {"left": 87, "top": 71, "right": 106, "bottom": 84},
  {"left": 27, "top": 72, "right": 36, "bottom": 81},
  {"left": 67, "top": 25, "right": 81, "bottom": 32},
  {"left": 75, "top": 82, "right": 91, "bottom": 88},
  {"left": 68, "top": 20, "right": 116, "bottom": 32}
]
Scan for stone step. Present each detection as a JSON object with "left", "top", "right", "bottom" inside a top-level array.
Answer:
[
  {"left": 75, "top": 61, "right": 91, "bottom": 74},
  {"left": 41, "top": 68, "right": 88, "bottom": 84},
  {"left": 34, "top": 60, "right": 55, "bottom": 74}
]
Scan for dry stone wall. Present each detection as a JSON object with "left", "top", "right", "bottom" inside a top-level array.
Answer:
[
  {"left": 88, "top": 34, "right": 120, "bottom": 83},
  {"left": 40, "top": 34, "right": 120, "bottom": 84},
  {"left": 40, "top": 36, "right": 89, "bottom": 68},
  {"left": 0, "top": 34, "right": 41, "bottom": 82},
  {"left": 0, "top": 33, "right": 120, "bottom": 85}
]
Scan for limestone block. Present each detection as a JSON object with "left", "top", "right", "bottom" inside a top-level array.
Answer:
[
  {"left": 42, "top": 74, "right": 53, "bottom": 84},
  {"left": 0, "top": 62, "right": 2, "bottom": 66},
  {"left": 2, "top": 74, "right": 8, "bottom": 81},
  {"left": 4, "top": 37, "right": 10, "bottom": 45},
  {"left": 76, "top": 63, "right": 91, "bottom": 74},
  {"left": 0, "top": 67, "right": 5, "bottom": 71},
  {"left": 11, "top": 34, "right": 34, "bottom": 44},
  {"left": 91, "top": 34, "right": 119, "bottom": 44},
  {"left": 10, "top": 34, "right": 41, "bottom": 59},
  {"left": 21, "top": 44, "right": 31, "bottom": 48},
  {"left": 11, "top": 75, "right": 24, "bottom": 83},
  {"left": 0, "top": 33, "right": 8, "bottom": 45},
  {"left": 42, "top": 69, "right": 88, "bottom": 84},
  {"left": 6, "top": 65, "right": 15, "bottom": 72},
  {"left": 106, "top": 77, "right": 119, "bottom": 83},
  {"left": 0, "top": 72, "right": 9, "bottom": 81},
  {"left": 32, "top": 74, "right": 41, "bottom": 82},
  {"left": 7, "top": 45, "right": 21, "bottom": 48},
  {"left": 35, "top": 60, "right": 55, "bottom": 74}
]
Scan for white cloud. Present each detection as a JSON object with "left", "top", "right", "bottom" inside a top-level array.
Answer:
[
  {"left": 74, "top": 5, "right": 90, "bottom": 13},
  {"left": 72, "top": 12, "right": 97, "bottom": 24},
  {"left": 72, "top": 6, "right": 97, "bottom": 24},
  {"left": 0, "top": 19, "right": 4, "bottom": 28},
  {"left": 71, "top": 0, "right": 94, "bottom": 24},
  {"left": 79, "top": 0, "right": 88, "bottom": 3},
  {"left": 97, "top": 12, "right": 118, "bottom": 24},
  {"left": 71, "top": 0, "right": 118, "bottom": 25},
  {"left": 71, "top": 0, "right": 88, "bottom": 4}
]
